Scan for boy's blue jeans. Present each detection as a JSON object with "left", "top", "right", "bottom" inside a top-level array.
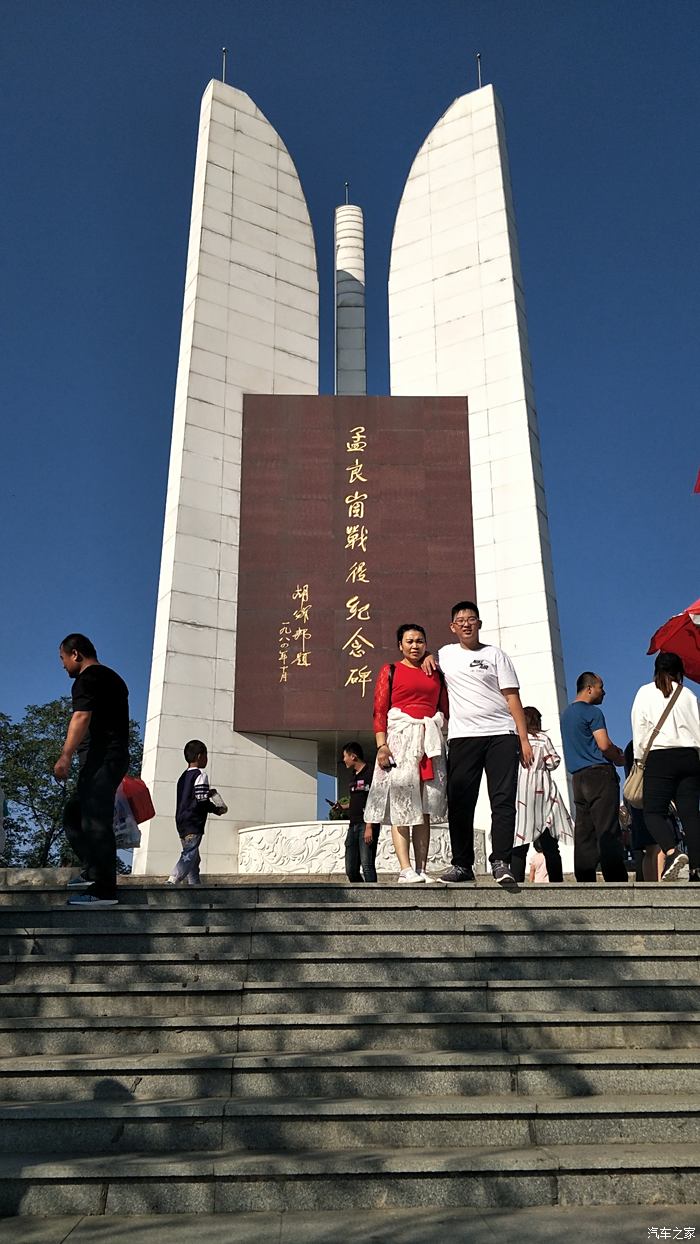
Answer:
[{"left": 171, "top": 832, "right": 203, "bottom": 885}]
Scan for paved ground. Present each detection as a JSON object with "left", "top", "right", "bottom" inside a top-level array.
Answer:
[{"left": 2, "top": 1205, "right": 700, "bottom": 1243}]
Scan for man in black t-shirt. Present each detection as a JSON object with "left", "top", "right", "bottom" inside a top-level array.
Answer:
[
  {"left": 337, "top": 742, "right": 380, "bottom": 883},
  {"left": 54, "top": 633, "right": 130, "bottom": 907}
]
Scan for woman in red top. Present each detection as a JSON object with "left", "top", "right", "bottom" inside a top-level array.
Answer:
[{"left": 363, "top": 624, "right": 449, "bottom": 883}]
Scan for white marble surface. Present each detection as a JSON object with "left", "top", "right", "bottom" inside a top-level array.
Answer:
[
  {"left": 135, "top": 81, "right": 320, "bottom": 877},
  {"left": 238, "top": 820, "right": 453, "bottom": 875},
  {"left": 388, "top": 84, "right": 568, "bottom": 783}
]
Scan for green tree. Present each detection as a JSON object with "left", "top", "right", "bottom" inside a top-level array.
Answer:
[{"left": 0, "top": 698, "right": 143, "bottom": 868}]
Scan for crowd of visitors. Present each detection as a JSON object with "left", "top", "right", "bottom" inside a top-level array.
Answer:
[
  {"left": 53, "top": 601, "right": 700, "bottom": 900},
  {"left": 353, "top": 600, "right": 700, "bottom": 887}
]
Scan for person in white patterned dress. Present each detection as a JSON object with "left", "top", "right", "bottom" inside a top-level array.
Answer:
[{"left": 510, "top": 706, "right": 573, "bottom": 883}]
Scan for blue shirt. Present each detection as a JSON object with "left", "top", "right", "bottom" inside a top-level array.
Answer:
[{"left": 560, "top": 701, "right": 612, "bottom": 773}]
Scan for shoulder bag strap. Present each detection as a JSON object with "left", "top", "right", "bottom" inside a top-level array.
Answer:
[
  {"left": 387, "top": 664, "right": 395, "bottom": 707},
  {"left": 640, "top": 683, "right": 684, "bottom": 764}
]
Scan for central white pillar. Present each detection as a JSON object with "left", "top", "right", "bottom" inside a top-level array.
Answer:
[{"left": 334, "top": 204, "right": 367, "bottom": 395}]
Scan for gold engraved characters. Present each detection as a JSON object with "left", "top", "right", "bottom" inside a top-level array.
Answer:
[
  {"left": 278, "top": 623, "right": 291, "bottom": 684},
  {"left": 345, "top": 525, "right": 368, "bottom": 553},
  {"left": 278, "top": 584, "right": 312, "bottom": 682},
  {"left": 346, "top": 596, "right": 371, "bottom": 622},
  {"left": 346, "top": 561, "right": 369, "bottom": 584},
  {"left": 345, "top": 458, "right": 367, "bottom": 485},
  {"left": 345, "top": 426, "right": 367, "bottom": 454},
  {"left": 342, "top": 427, "right": 374, "bottom": 697}
]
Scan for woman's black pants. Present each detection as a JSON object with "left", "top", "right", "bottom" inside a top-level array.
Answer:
[{"left": 643, "top": 747, "right": 700, "bottom": 869}]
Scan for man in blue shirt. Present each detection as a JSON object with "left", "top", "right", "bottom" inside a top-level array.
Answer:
[{"left": 560, "top": 672, "right": 628, "bottom": 883}]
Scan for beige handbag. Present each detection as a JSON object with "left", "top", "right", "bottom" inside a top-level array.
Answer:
[{"left": 623, "top": 684, "right": 683, "bottom": 809}]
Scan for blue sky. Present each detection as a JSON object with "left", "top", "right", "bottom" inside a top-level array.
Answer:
[{"left": 1, "top": 0, "right": 698, "bottom": 759}]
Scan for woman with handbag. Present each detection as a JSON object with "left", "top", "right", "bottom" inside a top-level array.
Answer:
[
  {"left": 363, "top": 623, "right": 448, "bottom": 884},
  {"left": 630, "top": 652, "right": 700, "bottom": 881}
]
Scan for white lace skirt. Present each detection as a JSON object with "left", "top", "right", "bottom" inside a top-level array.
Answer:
[{"left": 364, "top": 717, "right": 448, "bottom": 827}]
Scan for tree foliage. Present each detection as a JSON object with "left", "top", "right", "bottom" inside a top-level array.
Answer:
[{"left": 0, "top": 698, "right": 143, "bottom": 868}]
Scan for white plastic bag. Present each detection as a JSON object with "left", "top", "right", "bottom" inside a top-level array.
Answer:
[
  {"left": 209, "top": 789, "right": 228, "bottom": 816},
  {"left": 113, "top": 788, "right": 142, "bottom": 848}
]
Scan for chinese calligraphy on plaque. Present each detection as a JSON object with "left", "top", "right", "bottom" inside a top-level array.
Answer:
[
  {"left": 342, "top": 426, "right": 374, "bottom": 697},
  {"left": 277, "top": 583, "right": 312, "bottom": 682}
]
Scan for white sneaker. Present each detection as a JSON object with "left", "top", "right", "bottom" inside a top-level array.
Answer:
[
  {"left": 398, "top": 868, "right": 423, "bottom": 885},
  {"left": 166, "top": 876, "right": 179, "bottom": 885},
  {"left": 67, "top": 894, "right": 118, "bottom": 908},
  {"left": 417, "top": 870, "right": 435, "bottom": 884}
]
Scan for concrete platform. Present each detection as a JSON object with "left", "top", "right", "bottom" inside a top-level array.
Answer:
[
  {"left": 0, "top": 1204, "right": 699, "bottom": 1242},
  {"left": 2, "top": 1202, "right": 700, "bottom": 1242}
]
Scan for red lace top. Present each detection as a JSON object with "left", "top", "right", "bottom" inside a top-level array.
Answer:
[{"left": 373, "top": 662, "right": 448, "bottom": 780}]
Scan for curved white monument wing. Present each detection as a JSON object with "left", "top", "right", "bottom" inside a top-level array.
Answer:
[
  {"left": 135, "top": 81, "right": 320, "bottom": 877},
  {"left": 388, "top": 84, "right": 568, "bottom": 761}
]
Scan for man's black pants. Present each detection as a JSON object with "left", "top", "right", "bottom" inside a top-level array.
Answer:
[
  {"left": 63, "top": 756, "right": 128, "bottom": 899},
  {"left": 572, "top": 764, "right": 628, "bottom": 883},
  {"left": 447, "top": 734, "right": 519, "bottom": 868},
  {"left": 345, "top": 822, "right": 380, "bottom": 883}
]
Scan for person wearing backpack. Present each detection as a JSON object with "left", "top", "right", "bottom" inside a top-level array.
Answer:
[{"left": 363, "top": 624, "right": 448, "bottom": 884}]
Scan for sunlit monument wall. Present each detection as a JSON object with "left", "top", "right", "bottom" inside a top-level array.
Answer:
[
  {"left": 134, "top": 79, "right": 567, "bottom": 876},
  {"left": 389, "top": 84, "right": 568, "bottom": 827}
]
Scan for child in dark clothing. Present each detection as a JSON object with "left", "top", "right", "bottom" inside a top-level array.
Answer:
[{"left": 168, "top": 740, "right": 226, "bottom": 886}]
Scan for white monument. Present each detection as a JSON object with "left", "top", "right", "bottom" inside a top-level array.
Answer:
[
  {"left": 134, "top": 78, "right": 569, "bottom": 876},
  {"left": 133, "top": 81, "right": 321, "bottom": 877},
  {"left": 389, "top": 83, "right": 568, "bottom": 754}
]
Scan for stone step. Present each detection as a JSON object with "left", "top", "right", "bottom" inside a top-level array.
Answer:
[
  {"left": 1, "top": 902, "right": 697, "bottom": 931},
  {"left": 0, "top": 1091, "right": 698, "bottom": 1155},
  {"left": 2, "top": 1046, "right": 697, "bottom": 1103},
  {"left": 14, "top": 911, "right": 695, "bottom": 935},
  {"left": 2, "top": 1141, "right": 700, "bottom": 1214},
  {"left": 3, "top": 880, "right": 700, "bottom": 908},
  {"left": 3, "top": 946, "right": 698, "bottom": 986},
  {"left": 1, "top": 1009, "right": 698, "bottom": 1057},
  {"left": 2, "top": 977, "right": 699, "bottom": 1019},
  {"left": 4, "top": 1205, "right": 700, "bottom": 1244},
  {"left": 1, "top": 925, "right": 694, "bottom": 959}
]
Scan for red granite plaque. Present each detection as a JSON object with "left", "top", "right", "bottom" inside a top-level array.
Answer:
[{"left": 234, "top": 396, "right": 475, "bottom": 733}]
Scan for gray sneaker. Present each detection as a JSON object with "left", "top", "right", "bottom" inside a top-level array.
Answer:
[
  {"left": 492, "top": 860, "right": 516, "bottom": 886},
  {"left": 438, "top": 865, "right": 475, "bottom": 886},
  {"left": 660, "top": 850, "right": 689, "bottom": 882},
  {"left": 66, "top": 873, "right": 91, "bottom": 889}
]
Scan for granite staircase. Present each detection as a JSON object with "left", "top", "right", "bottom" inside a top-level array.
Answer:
[{"left": 1, "top": 877, "right": 699, "bottom": 1219}]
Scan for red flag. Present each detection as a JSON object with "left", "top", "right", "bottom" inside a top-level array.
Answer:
[{"left": 695, "top": 468, "right": 700, "bottom": 493}]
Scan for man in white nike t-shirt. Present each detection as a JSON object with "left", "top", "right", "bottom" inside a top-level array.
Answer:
[{"left": 426, "top": 600, "right": 533, "bottom": 886}]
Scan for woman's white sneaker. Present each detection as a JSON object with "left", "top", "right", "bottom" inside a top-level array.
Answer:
[
  {"left": 416, "top": 870, "right": 435, "bottom": 883},
  {"left": 398, "top": 868, "right": 423, "bottom": 884}
]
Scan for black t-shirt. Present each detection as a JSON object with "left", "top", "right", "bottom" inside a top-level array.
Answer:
[
  {"left": 71, "top": 664, "right": 130, "bottom": 767},
  {"left": 347, "top": 761, "right": 374, "bottom": 823}
]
